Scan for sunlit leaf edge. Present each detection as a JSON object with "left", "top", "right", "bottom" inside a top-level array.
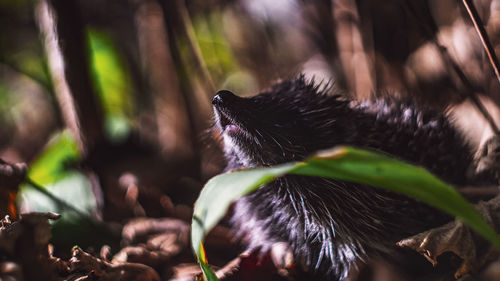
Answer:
[{"left": 191, "top": 146, "right": 500, "bottom": 280}]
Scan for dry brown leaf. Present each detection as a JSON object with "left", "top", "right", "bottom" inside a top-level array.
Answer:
[
  {"left": 114, "top": 217, "right": 190, "bottom": 269},
  {"left": 0, "top": 212, "right": 64, "bottom": 281},
  {"left": 121, "top": 217, "right": 189, "bottom": 245},
  {"left": 69, "top": 246, "right": 161, "bottom": 281},
  {"left": 112, "top": 245, "right": 169, "bottom": 267},
  {"left": 475, "top": 136, "right": 500, "bottom": 180},
  {"left": 169, "top": 263, "right": 202, "bottom": 281},
  {"left": 398, "top": 195, "right": 500, "bottom": 279}
]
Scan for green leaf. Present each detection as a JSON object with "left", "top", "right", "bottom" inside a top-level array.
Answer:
[
  {"left": 197, "top": 243, "right": 219, "bottom": 281},
  {"left": 199, "top": 259, "right": 219, "bottom": 281},
  {"left": 293, "top": 147, "right": 500, "bottom": 248},
  {"left": 18, "top": 171, "right": 96, "bottom": 218},
  {"left": 191, "top": 146, "right": 500, "bottom": 279},
  {"left": 87, "top": 28, "right": 134, "bottom": 142},
  {"left": 192, "top": 11, "right": 238, "bottom": 84},
  {"left": 191, "top": 163, "right": 296, "bottom": 258},
  {"left": 18, "top": 130, "right": 95, "bottom": 218},
  {"left": 27, "top": 131, "right": 81, "bottom": 185}
]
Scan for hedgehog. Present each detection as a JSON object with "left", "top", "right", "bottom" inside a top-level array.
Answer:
[{"left": 211, "top": 76, "right": 491, "bottom": 280}]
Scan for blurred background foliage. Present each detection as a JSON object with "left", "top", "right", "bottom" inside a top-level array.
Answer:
[{"left": 1, "top": 0, "right": 500, "bottom": 256}]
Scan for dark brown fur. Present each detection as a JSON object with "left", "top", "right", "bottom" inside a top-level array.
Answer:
[{"left": 212, "top": 76, "right": 489, "bottom": 280}]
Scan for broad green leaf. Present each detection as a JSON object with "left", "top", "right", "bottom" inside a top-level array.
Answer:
[
  {"left": 17, "top": 130, "right": 112, "bottom": 250},
  {"left": 27, "top": 131, "right": 81, "bottom": 185},
  {"left": 292, "top": 147, "right": 500, "bottom": 248},
  {"left": 191, "top": 146, "right": 500, "bottom": 280},
  {"left": 18, "top": 131, "right": 96, "bottom": 219},
  {"left": 18, "top": 171, "right": 96, "bottom": 218},
  {"left": 191, "top": 163, "right": 297, "bottom": 258}
]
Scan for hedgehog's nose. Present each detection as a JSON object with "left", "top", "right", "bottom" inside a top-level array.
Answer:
[{"left": 212, "top": 90, "right": 237, "bottom": 106}]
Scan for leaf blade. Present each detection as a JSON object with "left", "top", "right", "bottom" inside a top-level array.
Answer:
[
  {"left": 190, "top": 146, "right": 500, "bottom": 279},
  {"left": 191, "top": 163, "right": 297, "bottom": 257}
]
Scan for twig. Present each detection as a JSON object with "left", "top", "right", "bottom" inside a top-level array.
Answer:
[
  {"left": 459, "top": 186, "right": 500, "bottom": 197},
  {"left": 405, "top": 3, "right": 500, "bottom": 135},
  {"left": 436, "top": 44, "right": 500, "bottom": 135},
  {"left": 462, "top": 0, "right": 500, "bottom": 86},
  {"left": 176, "top": 0, "right": 216, "bottom": 95}
]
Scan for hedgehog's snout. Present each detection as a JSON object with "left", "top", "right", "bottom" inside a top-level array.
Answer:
[{"left": 212, "top": 90, "right": 239, "bottom": 107}]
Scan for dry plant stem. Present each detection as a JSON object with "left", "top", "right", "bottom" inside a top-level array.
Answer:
[
  {"left": 161, "top": 0, "right": 213, "bottom": 118},
  {"left": 459, "top": 186, "right": 500, "bottom": 197},
  {"left": 437, "top": 44, "right": 500, "bottom": 135},
  {"left": 175, "top": 0, "right": 215, "bottom": 96},
  {"left": 462, "top": 0, "right": 500, "bottom": 87},
  {"left": 36, "top": 0, "right": 84, "bottom": 152},
  {"left": 37, "top": 0, "right": 105, "bottom": 154},
  {"left": 331, "top": 0, "right": 374, "bottom": 99},
  {"left": 405, "top": 3, "right": 500, "bottom": 135},
  {"left": 158, "top": 0, "right": 221, "bottom": 176}
]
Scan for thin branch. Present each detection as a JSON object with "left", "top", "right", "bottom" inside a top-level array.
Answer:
[
  {"left": 462, "top": 0, "right": 500, "bottom": 86},
  {"left": 159, "top": 0, "right": 215, "bottom": 102},
  {"left": 176, "top": 0, "right": 216, "bottom": 95},
  {"left": 405, "top": 3, "right": 500, "bottom": 135},
  {"left": 459, "top": 186, "right": 500, "bottom": 197},
  {"left": 436, "top": 44, "right": 500, "bottom": 135}
]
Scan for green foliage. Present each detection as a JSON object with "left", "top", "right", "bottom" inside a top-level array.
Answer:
[
  {"left": 87, "top": 28, "right": 133, "bottom": 142},
  {"left": 191, "top": 146, "right": 500, "bottom": 280},
  {"left": 191, "top": 12, "right": 259, "bottom": 94},
  {"left": 193, "top": 12, "right": 238, "bottom": 82},
  {"left": 19, "top": 171, "right": 96, "bottom": 218},
  {"left": 17, "top": 130, "right": 119, "bottom": 252},
  {"left": 191, "top": 164, "right": 296, "bottom": 258},
  {"left": 51, "top": 214, "right": 121, "bottom": 254},
  {"left": 17, "top": 130, "right": 95, "bottom": 219},
  {"left": 26, "top": 131, "right": 81, "bottom": 185}
]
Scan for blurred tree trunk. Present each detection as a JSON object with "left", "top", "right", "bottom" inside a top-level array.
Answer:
[
  {"left": 134, "top": 0, "right": 195, "bottom": 161},
  {"left": 36, "top": 0, "right": 104, "bottom": 154}
]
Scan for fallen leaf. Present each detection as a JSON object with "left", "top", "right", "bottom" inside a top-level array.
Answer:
[{"left": 398, "top": 195, "right": 500, "bottom": 278}]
